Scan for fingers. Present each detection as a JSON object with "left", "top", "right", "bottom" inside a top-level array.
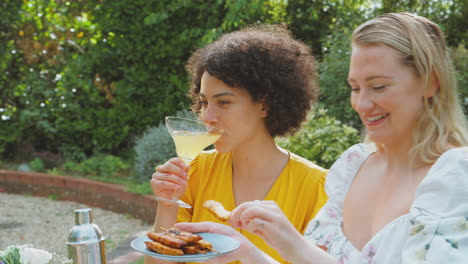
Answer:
[
  {"left": 229, "top": 200, "right": 279, "bottom": 236},
  {"left": 230, "top": 200, "right": 275, "bottom": 226},
  {"left": 150, "top": 158, "right": 189, "bottom": 199},
  {"left": 175, "top": 222, "right": 238, "bottom": 237},
  {"left": 176, "top": 221, "right": 266, "bottom": 263},
  {"left": 175, "top": 222, "right": 214, "bottom": 233},
  {"left": 155, "top": 158, "right": 189, "bottom": 181}
]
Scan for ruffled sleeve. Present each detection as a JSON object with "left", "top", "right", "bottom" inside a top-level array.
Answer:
[
  {"left": 324, "top": 143, "right": 375, "bottom": 208},
  {"left": 402, "top": 147, "right": 468, "bottom": 263},
  {"left": 305, "top": 143, "right": 374, "bottom": 244}
]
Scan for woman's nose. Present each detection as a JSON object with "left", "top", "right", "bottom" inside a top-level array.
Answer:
[
  {"left": 353, "top": 90, "right": 374, "bottom": 113},
  {"left": 201, "top": 104, "right": 218, "bottom": 124}
]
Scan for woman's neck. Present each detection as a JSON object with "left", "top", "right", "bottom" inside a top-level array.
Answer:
[
  {"left": 377, "top": 140, "right": 430, "bottom": 174},
  {"left": 231, "top": 136, "right": 289, "bottom": 181},
  {"left": 230, "top": 135, "right": 289, "bottom": 204}
]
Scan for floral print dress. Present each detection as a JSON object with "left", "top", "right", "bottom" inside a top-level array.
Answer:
[{"left": 304, "top": 143, "right": 468, "bottom": 263}]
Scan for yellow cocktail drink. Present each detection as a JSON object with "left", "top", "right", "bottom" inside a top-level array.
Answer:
[{"left": 171, "top": 131, "right": 221, "bottom": 163}]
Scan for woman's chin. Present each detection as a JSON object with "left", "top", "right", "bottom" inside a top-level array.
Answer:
[{"left": 213, "top": 143, "right": 227, "bottom": 153}]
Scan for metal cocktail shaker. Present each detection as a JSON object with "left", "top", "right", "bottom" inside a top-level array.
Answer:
[{"left": 67, "top": 208, "right": 107, "bottom": 264}]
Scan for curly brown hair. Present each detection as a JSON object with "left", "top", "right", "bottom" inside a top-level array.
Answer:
[{"left": 186, "top": 24, "right": 318, "bottom": 137}]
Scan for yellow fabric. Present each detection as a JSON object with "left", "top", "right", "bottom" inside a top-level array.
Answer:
[{"left": 177, "top": 150, "right": 327, "bottom": 264}]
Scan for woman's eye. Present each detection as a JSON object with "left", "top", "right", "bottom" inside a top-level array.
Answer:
[
  {"left": 350, "top": 87, "right": 360, "bottom": 93},
  {"left": 200, "top": 100, "right": 208, "bottom": 107},
  {"left": 218, "top": 100, "right": 230, "bottom": 105},
  {"left": 373, "top": 85, "right": 386, "bottom": 90}
]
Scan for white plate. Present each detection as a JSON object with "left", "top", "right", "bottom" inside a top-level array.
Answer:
[{"left": 131, "top": 232, "right": 240, "bottom": 262}]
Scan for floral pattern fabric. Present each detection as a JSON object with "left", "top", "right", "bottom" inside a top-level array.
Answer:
[{"left": 304, "top": 144, "right": 468, "bottom": 263}]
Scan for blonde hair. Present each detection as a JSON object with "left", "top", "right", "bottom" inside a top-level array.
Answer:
[{"left": 352, "top": 12, "right": 468, "bottom": 164}]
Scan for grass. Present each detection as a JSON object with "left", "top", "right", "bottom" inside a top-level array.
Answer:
[
  {"left": 88, "top": 176, "right": 152, "bottom": 195},
  {"left": 0, "top": 159, "right": 153, "bottom": 195},
  {"left": 129, "top": 257, "right": 144, "bottom": 264},
  {"left": 47, "top": 194, "right": 58, "bottom": 200}
]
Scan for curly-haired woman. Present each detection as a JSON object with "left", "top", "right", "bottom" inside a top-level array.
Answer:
[{"left": 145, "top": 24, "right": 327, "bottom": 264}]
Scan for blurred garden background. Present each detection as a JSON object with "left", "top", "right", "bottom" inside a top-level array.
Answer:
[{"left": 1, "top": 0, "right": 466, "bottom": 194}]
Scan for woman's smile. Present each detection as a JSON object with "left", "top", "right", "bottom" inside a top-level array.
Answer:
[{"left": 363, "top": 113, "right": 390, "bottom": 126}]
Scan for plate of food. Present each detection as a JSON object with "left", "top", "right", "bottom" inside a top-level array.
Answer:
[{"left": 131, "top": 227, "right": 240, "bottom": 262}]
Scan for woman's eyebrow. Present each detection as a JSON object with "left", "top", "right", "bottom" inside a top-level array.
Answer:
[
  {"left": 347, "top": 75, "right": 393, "bottom": 83},
  {"left": 199, "top": 92, "right": 237, "bottom": 98}
]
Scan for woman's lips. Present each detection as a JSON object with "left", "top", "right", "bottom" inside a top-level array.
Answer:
[{"left": 363, "top": 113, "right": 389, "bottom": 125}]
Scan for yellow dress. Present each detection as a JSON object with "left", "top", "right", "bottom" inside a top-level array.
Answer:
[{"left": 177, "top": 150, "right": 327, "bottom": 264}]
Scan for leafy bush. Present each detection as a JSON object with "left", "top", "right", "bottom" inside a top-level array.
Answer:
[
  {"left": 133, "top": 110, "right": 196, "bottom": 183},
  {"left": 452, "top": 44, "right": 468, "bottom": 116},
  {"left": 29, "top": 157, "right": 44, "bottom": 172},
  {"left": 61, "top": 154, "right": 130, "bottom": 178},
  {"left": 316, "top": 15, "right": 363, "bottom": 129},
  {"left": 276, "top": 108, "right": 360, "bottom": 169},
  {"left": 1, "top": 0, "right": 465, "bottom": 167}
]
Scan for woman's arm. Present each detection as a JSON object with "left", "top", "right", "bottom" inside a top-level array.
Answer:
[
  {"left": 176, "top": 221, "right": 280, "bottom": 264},
  {"left": 229, "top": 200, "right": 339, "bottom": 264},
  {"left": 144, "top": 158, "right": 190, "bottom": 264}
]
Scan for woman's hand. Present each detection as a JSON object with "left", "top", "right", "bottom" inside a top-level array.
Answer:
[
  {"left": 228, "top": 200, "right": 305, "bottom": 260},
  {"left": 175, "top": 222, "right": 274, "bottom": 264},
  {"left": 150, "top": 158, "right": 189, "bottom": 201}
]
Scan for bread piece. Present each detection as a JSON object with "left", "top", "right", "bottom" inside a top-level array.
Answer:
[{"left": 203, "top": 200, "right": 231, "bottom": 221}]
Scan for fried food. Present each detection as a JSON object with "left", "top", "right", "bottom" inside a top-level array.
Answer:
[
  {"left": 146, "top": 227, "right": 215, "bottom": 256},
  {"left": 163, "top": 227, "right": 203, "bottom": 244},
  {"left": 182, "top": 245, "right": 208, "bottom": 254},
  {"left": 196, "top": 239, "right": 213, "bottom": 251},
  {"left": 203, "top": 200, "right": 231, "bottom": 221},
  {"left": 145, "top": 241, "right": 184, "bottom": 256},
  {"left": 147, "top": 232, "right": 188, "bottom": 248}
]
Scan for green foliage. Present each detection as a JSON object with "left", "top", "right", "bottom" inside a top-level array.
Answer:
[
  {"left": 379, "top": 0, "right": 468, "bottom": 47},
  {"left": 0, "top": 0, "right": 289, "bottom": 161},
  {"left": 129, "top": 257, "right": 144, "bottom": 264},
  {"left": 286, "top": 0, "right": 372, "bottom": 59},
  {"left": 133, "top": 110, "right": 196, "bottom": 183},
  {"left": 61, "top": 154, "right": 130, "bottom": 178},
  {"left": 0, "top": 0, "right": 466, "bottom": 180},
  {"left": 29, "top": 157, "right": 45, "bottom": 172},
  {"left": 0, "top": 245, "right": 21, "bottom": 263},
  {"left": 48, "top": 194, "right": 58, "bottom": 200},
  {"left": 317, "top": 21, "right": 362, "bottom": 129},
  {"left": 126, "top": 183, "right": 153, "bottom": 195},
  {"left": 277, "top": 108, "right": 360, "bottom": 169},
  {"left": 452, "top": 44, "right": 468, "bottom": 116}
]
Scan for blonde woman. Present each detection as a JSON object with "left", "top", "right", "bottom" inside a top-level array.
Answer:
[{"left": 178, "top": 12, "right": 468, "bottom": 264}]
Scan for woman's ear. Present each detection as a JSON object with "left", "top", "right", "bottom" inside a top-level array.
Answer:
[
  {"left": 260, "top": 100, "right": 268, "bottom": 118},
  {"left": 425, "top": 71, "right": 440, "bottom": 99}
]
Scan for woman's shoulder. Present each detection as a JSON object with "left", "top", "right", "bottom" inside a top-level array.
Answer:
[
  {"left": 326, "top": 143, "right": 375, "bottom": 180},
  {"left": 424, "top": 146, "right": 468, "bottom": 183},
  {"left": 433, "top": 146, "right": 468, "bottom": 168},
  {"left": 412, "top": 146, "right": 468, "bottom": 216},
  {"left": 288, "top": 152, "right": 327, "bottom": 174},
  {"left": 322, "top": 143, "right": 375, "bottom": 202}
]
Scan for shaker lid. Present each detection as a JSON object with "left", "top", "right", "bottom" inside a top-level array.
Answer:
[
  {"left": 67, "top": 208, "right": 105, "bottom": 244},
  {"left": 75, "top": 208, "right": 93, "bottom": 225}
]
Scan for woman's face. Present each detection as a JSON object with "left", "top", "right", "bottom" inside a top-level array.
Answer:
[
  {"left": 348, "top": 44, "right": 426, "bottom": 146},
  {"left": 199, "top": 71, "right": 268, "bottom": 152}
]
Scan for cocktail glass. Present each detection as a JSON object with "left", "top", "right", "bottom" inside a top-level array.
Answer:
[{"left": 155, "top": 116, "right": 223, "bottom": 208}]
